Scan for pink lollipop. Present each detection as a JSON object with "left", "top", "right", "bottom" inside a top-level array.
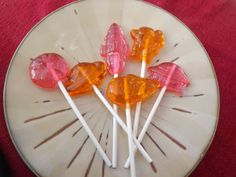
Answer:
[
  {"left": 124, "top": 62, "right": 190, "bottom": 168},
  {"left": 29, "top": 53, "right": 112, "bottom": 167},
  {"left": 100, "top": 23, "right": 130, "bottom": 169},
  {"left": 101, "top": 23, "right": 129, "bottom": 75},
  {"left": 29, "top": 53, "right": 69, "bottom": 88},
  {"left": 148, "top": 62, "right": 190, "bottom": 95}
]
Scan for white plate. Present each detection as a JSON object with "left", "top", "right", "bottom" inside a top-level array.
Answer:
[{"left": 3, "top": 0, "right": 219, "bottom": 177}]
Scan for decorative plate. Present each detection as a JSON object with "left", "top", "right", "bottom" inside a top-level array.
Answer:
[{"left": 3, "top": 0, "right": 219, "bottom": 177}]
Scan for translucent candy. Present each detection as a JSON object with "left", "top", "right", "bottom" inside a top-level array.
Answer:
[
  {"left": 65, "top": 61, "right": 107, "bottom": 96},
  {"left": 129, "top": 27, "right": 164, "bottom": 64},
  {"left": 101, "top": 23, "right": 129, "bottom": 75},
  {"left": 29, "top": 53, "right": 69, "bottom": 88},
  {"left": 148, "top": 62, "right": 190, "bottom": 95},
  {"left": 106, "top": 74, "right": 160, "bottom": 107}
]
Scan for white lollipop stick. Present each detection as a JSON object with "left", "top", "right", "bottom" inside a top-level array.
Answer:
[
  {"left": 133, "top": 60, "right": 146, "bottom": 137},
  {"left": 57, "top": 81, "right": 112, "bottom": 167},
  {"left": 92, "top": 85, "right": 153, "bottom": 164},
  {"left": 126, "top": 104, "right": 136, "bottom": 177},
  {"left": 133, "top": 38, "right": 149, "bottom": 137},
  {"left": 49, "top": 67, "right": 112, "bottom": 167},
  {"left": 124, "top": 65, "right": 177, "bottom": 168},
  {"left": 124, "top": 76, "right": 136, "bottom": 177},
  {"left": 124, "top": 86, "right": 166, "bottom": 168},
  {"left": 112, "top": 73, "right": 119, "bottom": 168}
]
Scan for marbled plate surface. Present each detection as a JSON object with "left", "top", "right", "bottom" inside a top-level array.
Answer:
[{"left": 3, "top": 0, "right": 219, "bottom": 177}]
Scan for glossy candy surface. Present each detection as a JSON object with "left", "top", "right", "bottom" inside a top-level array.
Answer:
[
  {"left": 148, "top": 62, "right": 190, "bottom": 95},
  {"left": 100, "top": 23, "right": 129, "bottom": 75},
  {"left": 106, "top": 74, "right": 160, "bottom": 107},
  {"left": 129, "top": 27, "right": 164, "bottom": 64},
  {"left": 29, "top": 53, "right": 69, "bottom": 88},
  {"left": 65, "top": 61, "right": 107, "bottom": 96}
]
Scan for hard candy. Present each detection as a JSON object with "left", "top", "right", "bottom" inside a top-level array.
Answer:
[
  {"left": 100, "top": 23, "right": 129, "bottom": 75},
  {"left": 129, "top": 27, "right": 164, "bottom": 64},
  {"left": 65, "top": 61, "right": 107, "bottom": 96},
  {"left": 29, "top": 53, "right": 69, "bottom": 88},
  {"left": 106, "top": 74, "right": 160, "bottom": 107},
  {"left": 148, "top": 62, "right": 190, "bottom": 95}
]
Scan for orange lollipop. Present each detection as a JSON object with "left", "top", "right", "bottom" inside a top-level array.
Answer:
[
  {"left": 130, "top": 27, "right": 164, "bottom": 64},
  {"left": 106, "top": 74, "right": 160, "bottom": 174},
  {"left": 129, "top": 26, "right": 164, "bottom": 137},
  {"left": 107, "top": 74, "right": 160, "bottom": 107},
  {"left": 65, "top": 61, "right": 106, "bottom": 96}
]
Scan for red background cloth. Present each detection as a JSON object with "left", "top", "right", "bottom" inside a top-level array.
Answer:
[{"left": 0, "top": 0, "right": 235, "bottom": 176}]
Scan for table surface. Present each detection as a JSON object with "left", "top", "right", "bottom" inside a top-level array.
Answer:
[{"left": 0, "top": 0, "right": 235, "bottom": 177}]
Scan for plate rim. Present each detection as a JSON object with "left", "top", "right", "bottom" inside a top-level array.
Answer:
[{"left": 3, "top": 0, "right": 220, "bottom": 177}]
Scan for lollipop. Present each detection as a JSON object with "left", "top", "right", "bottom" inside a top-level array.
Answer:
[
  {"left": 130, "top": 27, "right": 164, "bottom": 137},
  {"left": 124, "top": 62, "right": 190, "bottom": 168},
  {"left": 65, "top": 61, "right": 106, "bottom": 95},
  {"left": 106, "top": 74, "right": 160, "bottom": 107},
  {"left": 29, "top": 53, "right": 112, "bottom": 167},
  {"left": 148, "top": 63, "right": 190, "bottom": 95},
  {"left": 100, "top": 23, "right": 129, "bottom": 167},
  {"left": 107, "top": 74, "right": 160, "bottom": 177},
  {"left": 101, "top": 23, "right": 129, "bottom": 75},
  {"left": 65, "top": 62, "right": 153, "bottom": 166}
]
